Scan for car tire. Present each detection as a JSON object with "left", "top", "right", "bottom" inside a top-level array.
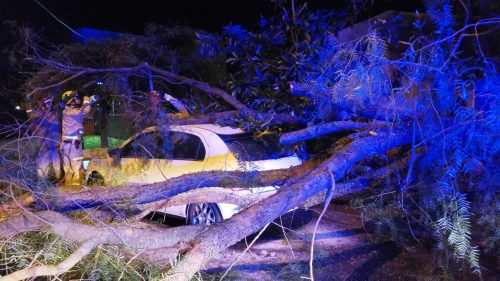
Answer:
[
  {"left": 87, "top": 171, "right": 105, "bottom": 186},
  {"left": 186, "top": 203, "right": 223, "bottom": 225}
]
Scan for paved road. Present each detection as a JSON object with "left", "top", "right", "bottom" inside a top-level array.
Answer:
[{"left": 202, "top": 206, "right": 437, "bottom": 281}]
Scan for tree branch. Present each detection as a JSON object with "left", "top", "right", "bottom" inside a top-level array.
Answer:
[
  {"left": 302, "top": 152, "right": 419, "bottom": 208},
  {"left": 167, "top": 110, "right": 305, "bottom": 126},
  {"left": 43, "top": 158, "right": 320, "bottom": 212},
  {"left": 148, "top": 65, "right": 248, "bottom": 111},
  {"left": 30, "top": 60, "right": 307, "bottom": 126},
  {"left": 0, "top": 210, "right": 203, "bottom": 250},
  {"left": 290, "top": 82, "right": 412, "bottom": 121},
  {"left": 135, "top": 187, "right": 269, "bottom": 219},
  {"left": 280, "top": 121, "right": 371, "bottom": 145},
  {"left": 31, "top": 60, "right": 250, "bottom": 112},
  {"left": 27, "top": 62, "right": 144, "bottom": 98},
  {"left": 164, "top": 127, "right": 410, "bottom": 280}
]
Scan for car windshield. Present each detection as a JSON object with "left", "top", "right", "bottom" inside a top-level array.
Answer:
[{"left": 218, "top": 133, "right": 295, "bottom": 161}]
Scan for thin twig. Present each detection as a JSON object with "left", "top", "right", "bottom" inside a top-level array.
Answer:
[
  {"left": 308, "top": 170, "right": 335, "bottom": 281},
  {"left": 278, "top": 216, "right": 297, "bottom": 259},
  {"left": 220, "top": 222, "right": 270, "bottom": 281}
]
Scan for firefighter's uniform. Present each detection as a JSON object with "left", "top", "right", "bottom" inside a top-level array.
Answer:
[
  {"left": 26, "top": 107, "right": 62, "bottom": 182},
  {"left": 61, "top": 94, "right": 92, "bottom": 185}
]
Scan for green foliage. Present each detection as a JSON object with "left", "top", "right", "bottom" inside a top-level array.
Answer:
[
  {"left": 0, "top": 232, "right": 74, "bottom": 274},
  {"left": 298, "top": 1, "right": 498, "bottom": 275},
  {"left": 79, "top": 246, "right": 164, "bottom": 281},
  {"left": 197, "top": 3, "right": 344, "bottom": 114},
  {"left": 434, "top": 192, "right": 480, "bottom": 272},
  {"left": 0, "top": 232, "right": 164, "bottom": 280}
]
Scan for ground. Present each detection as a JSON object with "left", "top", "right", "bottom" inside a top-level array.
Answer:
[
  {"left": 149, "top": 204, "right": 493, "bottom": 281},
  {"left": 200, "top": 206, "right": 424, "bottom": 281},
  {"left": 51, "top": 185, "right": 494, "bottom": 281}
]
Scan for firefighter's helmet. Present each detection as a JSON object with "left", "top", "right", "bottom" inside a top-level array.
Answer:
[
  {"left": 149, "top": 90, "right": 160, "bottom": 99},
  {"left": 63, "top": 90, "right": 81, "bottom": 107},
  {"left": 38, "top": 97, "right": 52, "bottom": 109},
  {"left": 63, "top": 90, "right": 76, "bottom": 100}
]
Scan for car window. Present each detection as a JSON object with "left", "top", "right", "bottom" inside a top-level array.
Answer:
[
  {"left": 165, "top": 132, "right": 206, "bottom": 161},
  {"left": 121, "top": 130, "right": 205, "bottom": 161},
  {"left": 121, "top": 132, "right": 162, "bottom": 159},
  {"left": 219, "top": 133, "right": 294, "bottom": 161}
]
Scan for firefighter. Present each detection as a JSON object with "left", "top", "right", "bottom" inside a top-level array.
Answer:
[
  {"left": 61, "top": 90, "right": 96, "bottom": 185},
  {"left": 163, "top": 92, "right": 190, "bottom": 118},
  {"left": 26, "top": 97, "right": 62, "bottom": 183},
  {"left": 149, "top": 90, "right": 162, "bottom": 118},
  {"left": 150, "top": 90, "right": 190, "bottom": 119}
]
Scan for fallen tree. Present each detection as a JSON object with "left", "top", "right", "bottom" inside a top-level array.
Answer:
[
  {"left": 0, "top": 3, "right": 497, "bottom": 280},
  {"left": 0, "top": 127, "right": 409, "bottom": 281}
]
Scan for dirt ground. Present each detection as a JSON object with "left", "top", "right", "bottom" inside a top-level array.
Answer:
[{"left": 191, "top": 205, "right": 496, "bottom": 281}]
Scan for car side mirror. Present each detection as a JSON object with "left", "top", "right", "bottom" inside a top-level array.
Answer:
[{"left": 108, "top": 148, "right": 120, "bottom": 158}]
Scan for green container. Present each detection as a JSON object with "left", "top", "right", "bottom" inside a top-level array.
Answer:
[{"left": 83, "top": 135, "right": 124, "bottom": 149}]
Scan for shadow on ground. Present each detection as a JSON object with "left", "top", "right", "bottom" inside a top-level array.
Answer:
[{"left": 206, "top": 241, "right": 401, "bottom": 281}]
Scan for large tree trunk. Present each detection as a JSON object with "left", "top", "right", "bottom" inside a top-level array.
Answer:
[
  {"left": 42, "top": 158, "right": 321, "bottom": 212},
  {"left": 165, "top": 127, "right": 410, "bottom": 280},
  {"left": 280, "top": 120, "right": 371, "bottom": 145}
]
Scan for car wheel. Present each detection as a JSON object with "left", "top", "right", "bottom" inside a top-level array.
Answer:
[
  {"left": 87, "top": 171, "right": 105, "bottom": 186},
  {"left": 186, "top": 203, "right": 223, "bottom": 225}
]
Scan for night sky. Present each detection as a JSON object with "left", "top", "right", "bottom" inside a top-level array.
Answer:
[{"left": 2, "top": 0, "right": 424, "bottom": 35}]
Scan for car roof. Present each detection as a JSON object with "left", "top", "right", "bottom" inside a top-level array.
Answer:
[
  {"left": 187, "top": 124, "right": 244, "bottom": 135},
  {"left": 138, "top": 124, "right": 242, "bottom": 134},
  {"left": 125, "top": 124, "right": 244, "bottom": 144}
]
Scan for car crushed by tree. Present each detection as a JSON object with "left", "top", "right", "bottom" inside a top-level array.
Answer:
[
  {"left": 83, "top": 123, "right": 302, "bottom": 224},
  {"left": 0, "top": 1, "right": 498, "bottom": 280}
]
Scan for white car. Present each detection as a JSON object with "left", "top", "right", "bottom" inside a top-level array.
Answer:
[{"left": 83, "top": 124, "right": 302, "bottom": 225}]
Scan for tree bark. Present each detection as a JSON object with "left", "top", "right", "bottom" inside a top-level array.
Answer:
[
  {"left": 302, "top": 153, "right": 418, "bottom": 208},
  {"left": 0, "top": 211, "right": 203, "bottom": 249},
  {"left": 0, "top": 210, "right": 203, "bottom": 280},
  {"left": 43, "top": 158, "right": 320, "bottom": 212},
  {"left": 167, "top": 110, "right": 306, "bottom": 126}
]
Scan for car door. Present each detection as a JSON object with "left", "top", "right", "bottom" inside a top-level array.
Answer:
[
  {"left": 155, "top": 130, "right": 207, "bottom": 180},
  {"left": 118, "top": 131, "right": 164, "bottom": 185},
  {"left": 121, "top": 129, "right": 208, "bottom": 184}
]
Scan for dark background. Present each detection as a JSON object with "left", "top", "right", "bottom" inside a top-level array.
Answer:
[
  {"left": 1, "top": 0, "right": 423, "bottom": 36},
  {"left": 0, "top": 0, "right": 424, "bottom": 126}
]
